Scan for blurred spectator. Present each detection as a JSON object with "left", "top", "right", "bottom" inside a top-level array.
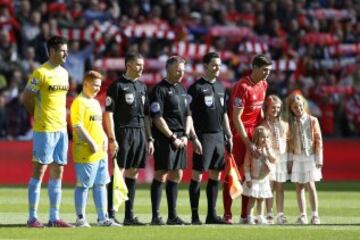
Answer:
[
  {"left": 4, "top": 92, "right": 31, "bottom": 140},
  {"left": 0, "top": 30, "right": 19, "bottom": 78},
  {"left": 345, "top": 92, "right": 360, "bottom": 136},
  {"left": 20, "top": 10, "right": 41, "bottom": 50},
  {"left": 21, "top": 46, "right": 40, "bottom": 75},
  {"left": 63, "top": 40, "right": 94, "bottom": 84},
  {"left": 0, "top": 92, "right": 6, "bottom": 138},
  {"left": 3, "top": 69, "right": 23, "bottom": 104}
]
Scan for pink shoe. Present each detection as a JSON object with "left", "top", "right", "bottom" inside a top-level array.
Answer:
[
  {"left": 48, "top": 219, "right": 74, "bottom": 228},
  {"left": 27, "top": 218, "right": 44, "bottom": 228}
]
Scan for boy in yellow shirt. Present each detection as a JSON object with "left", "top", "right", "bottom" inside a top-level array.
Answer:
[{"left": 71, "top": 71, "right": 121, "bottom": 227}]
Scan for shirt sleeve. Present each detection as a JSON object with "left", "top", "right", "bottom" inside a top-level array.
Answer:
[
  {"left": 232, "top": 83, "right": 248, "bottom": 109},
  {"left": 26, "top": 69, "right": 43, "bottom": 93},
  {"left": 70, "top": 97, "right": 84, "bottom": 127},
  {"left": 223, "top": 86, "right": 229, "bottom": 113},
  {"left": 150, "top": 85, "right": 165, "bottom": 118},
  {"left": 184, "top": 86, "right": 191, "bottom": 117},
  {"left": 105, "top": 82, "right": 117, "bottom": 112}
]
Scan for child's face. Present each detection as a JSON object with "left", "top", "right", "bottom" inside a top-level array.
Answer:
[
  {"left": 266, "top": 102, "right": 281, "bottom": 118},
  {"left": 84, "top": 78, "right": 102, "bottom": 98},
  {"left": 291, "top": 100, "right": 304, "bottom": 117},
  {"left": 258, "top": 133, "right": 269, "bottom": 147}
]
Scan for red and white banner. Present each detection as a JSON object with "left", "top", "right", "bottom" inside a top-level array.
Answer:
[
  {"left": 308, "top": 8, "right": 354, "bottom": 20},
  {"left": 172, "top": 41, "right": 214, "bottom": 60},
  {"left": 302, "top": 32, "right": 339, "bottom": 45},
  {"left": 238, "top": 41, "right": 269, "bottom": 54},
  {"left": 329, "top": 43, "right": 360, "bottom": 56},
  {"left": 209, "top": 25, "right": 252, "bottom": 40},
  {"left": 123, "top": 23, "right": 175, "bottom": 40}
]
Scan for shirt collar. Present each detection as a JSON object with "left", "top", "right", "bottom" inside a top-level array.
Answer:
[
  {"left": 202, "top": 76, "right": 216, "bottom": 84},
  {"left": 123, "top": 74, "right": 138, "bottom": 82}
]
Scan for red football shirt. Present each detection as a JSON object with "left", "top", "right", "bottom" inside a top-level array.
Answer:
[{"left": 229, "top": 76, "right": 267, "bottom": 132}]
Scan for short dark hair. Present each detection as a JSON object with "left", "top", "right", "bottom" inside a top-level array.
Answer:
[
  {"left": 203, "top": 52, "right": 220, "bottom": 64},
  {"left": 125, "top": 52, "right": 144, "bottom": 67},
  {"left": 252, "top": 54, "right": 272, "bottom": 68},
  {"left": 166, "top": 56, "right": 186, "bottom": 70},
  {"left": 46, "top": 36, "right": 67, "bottom": 53}
]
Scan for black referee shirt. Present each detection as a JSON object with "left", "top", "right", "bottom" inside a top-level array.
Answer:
[
  {"left": 188, "top": 77, "right": 227, "bottom": 133},
  {"left": 150, "top": 79, "right": 191, "bottom": 132},
  {"left": 105, "top": 76, "right": 149, "bottom": 128}
]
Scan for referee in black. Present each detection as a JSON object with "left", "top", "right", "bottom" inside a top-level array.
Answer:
[
  {"left": 105, "top": 52, "right": 153, "bottom": 225},
  {"left": 149, "top": 56, "right": 193, "bottom": 225},
  {"left": 188, "top": 52, "right": 233, "bottom": 224}
]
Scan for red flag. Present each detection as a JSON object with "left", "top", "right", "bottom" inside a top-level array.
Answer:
[{"left": 224, "top": 153, "right": 243, "bottom": 199}]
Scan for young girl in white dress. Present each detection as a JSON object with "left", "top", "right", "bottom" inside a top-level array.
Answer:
[
  {"left": 243, "top": 126, "right": 276, "bottom": 224},
  {"left": 261, "top": 95, "right": 290, "bottom": 224},
  {"left": 287, "top": 93, "right": 323, "bottom": 224}
]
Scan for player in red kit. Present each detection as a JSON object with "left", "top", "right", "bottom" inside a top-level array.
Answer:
[{"left": 223, "top": 54, "right": 272, "bottom": 224}]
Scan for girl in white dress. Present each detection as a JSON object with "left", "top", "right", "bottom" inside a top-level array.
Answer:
[
  {"left": 261, "top": 95, "right": 290, "bottom": 224},
  {"left": 287, "top": 93, "right": 323, "bottom": 224},
  {"left": 243, "top": 126, "right": 276, "bottom": 224}
]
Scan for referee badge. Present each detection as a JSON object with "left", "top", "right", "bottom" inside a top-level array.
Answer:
[
  {"left": 105, "top": 96, "right": 112, "bottom": 107},
  {"left": 150, "top": 102, "right": 161, "bottom": 113},
  {"left": 220, "top": 97, "right": 224, "bottom": 107},
  {"left": 204, "top": 95, "right": 213, "bottom": 107},
  {"left": 234, "top": 97, "right": 243, "bottom": 107},
  {"left": 142, "top": 95, "right": 145, "bottom": 105},
  {"left": 125, "top": 93, "right": 135, "bottom": 105}
]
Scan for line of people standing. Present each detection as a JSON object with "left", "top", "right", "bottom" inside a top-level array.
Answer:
[{"left": 24, "top": 36, "right": 323, "bottom": 227}]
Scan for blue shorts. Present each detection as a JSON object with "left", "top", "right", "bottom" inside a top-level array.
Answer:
[
  {"left": 75, "top": 159, "right": 110, "bottom": 188},
  {"left": 32, "top": 131, "right": 68, "bottom": 165}
]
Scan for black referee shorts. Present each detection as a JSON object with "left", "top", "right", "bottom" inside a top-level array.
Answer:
[
  {"left": 192, "top": 132, "right": 225, "bottom": 172},
  {"left": 153, "top": 131, "right": 187, "bottom": 171},
  {"left": 115, "top": 127, "right": 147, "bottom": 169}
]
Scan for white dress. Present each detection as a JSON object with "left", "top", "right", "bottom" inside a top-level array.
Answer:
[
  {"left": 270, "top": 150, "right": 289, "bottom": 182},
  {"left": 290, "top": 115, "right": 322, "bottom": 183},
  {"left": 291, "top": 153, "right": 322, "bottom": 183},
  {"left": 243, "top": 157, "right": 273, "bottom": 199}
]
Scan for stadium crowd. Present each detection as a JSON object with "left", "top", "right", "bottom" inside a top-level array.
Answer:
[{"left": 0, "top": 0, "right": 360, "bottom": 140}]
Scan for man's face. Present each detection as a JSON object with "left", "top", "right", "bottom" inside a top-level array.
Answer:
[
  {"left": 205, "top": 57, "right": 221, "bottom": 79},
  {"left": 127, "top": 58, "right": 144, "bottom": 79},
  {"left": 168, "top": 62, "right": 185, "bottom": 83},
  {"left": 50, "top": 44, "right": 68, "bottom": 65},
  {"left": 255, "top": 65, "right": 272, "bottom": 81}
]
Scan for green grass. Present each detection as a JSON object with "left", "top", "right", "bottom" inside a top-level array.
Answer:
[{"left": 0, "top": 182, "right": 359, "bottom": 240}]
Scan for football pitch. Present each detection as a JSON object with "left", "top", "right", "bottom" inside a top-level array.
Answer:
[{"left": 0, "top": 182, "right": 359, "bottom": 240}]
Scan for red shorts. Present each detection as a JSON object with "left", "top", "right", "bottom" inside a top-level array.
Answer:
[{"left": 232, "top": 127, "right": 255, "bottom": 175}]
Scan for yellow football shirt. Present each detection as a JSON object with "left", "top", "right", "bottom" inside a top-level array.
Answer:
[
  {"left": 70, "top": 93, "right": 106, "bottom": 163},
  {"left": 26, "top": 62, "right": 69, "bottom": 132}
]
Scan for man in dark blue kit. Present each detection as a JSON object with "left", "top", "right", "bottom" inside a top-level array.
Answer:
[
  {"left": 188, "top": 52, "right": 233, "bottom": 224},
  {"left": 105, "top": 52, "right": 154, "bottom": 225},
  {"left": 149, "top": 56, "right": 193, "bottom": 225}
]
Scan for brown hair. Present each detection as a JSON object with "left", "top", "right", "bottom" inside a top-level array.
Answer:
[
  {"left": 252, "top": 54, "right": 272, "bottom": 68},
  {"left": 83, "top": 70, "right": 103, "bottom": 83}
]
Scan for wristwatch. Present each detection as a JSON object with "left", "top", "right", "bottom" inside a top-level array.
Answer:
[{"left": 147, "top": 137, "right": 154, "bottom": 142}]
